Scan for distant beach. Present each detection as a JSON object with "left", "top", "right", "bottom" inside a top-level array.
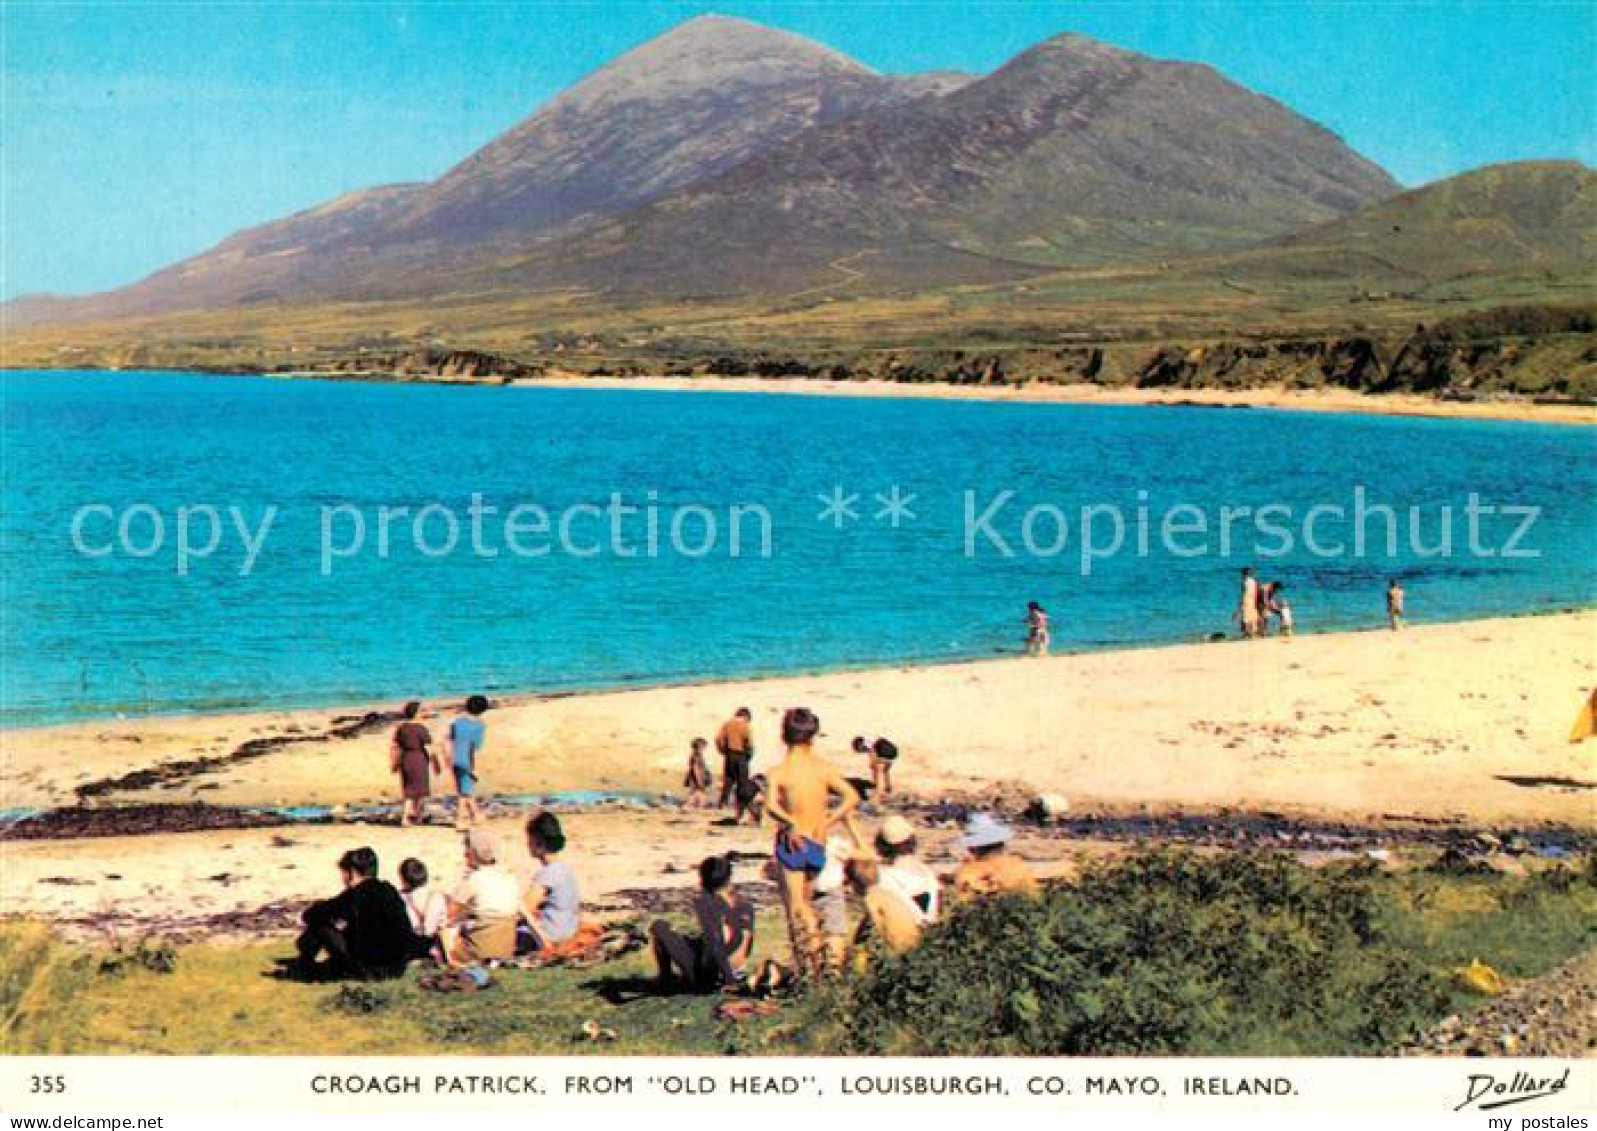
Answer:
[{"left": 526, "top": 374, "right": 1597, "bottom": 426}]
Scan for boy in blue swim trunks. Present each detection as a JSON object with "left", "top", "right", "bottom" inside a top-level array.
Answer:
[
  {"left": 446, "top": 695, "right": 489, "bottom": 828},
  {"left": 764, "top": 707, "right": 860, "bottom": 980}
]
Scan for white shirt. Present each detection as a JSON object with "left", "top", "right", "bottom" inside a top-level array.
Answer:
[
  {"left": 403, "top": 885, "right": 449, "bottom": 936},
  {"left": 453, "top": 864, "right": 520, "bottom": 919},
  {"left": 880, "top": 857, "right": 940, "bottom": 925}
]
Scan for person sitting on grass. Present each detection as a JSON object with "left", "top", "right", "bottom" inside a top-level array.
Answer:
[
  {"left": 520, "top": 811, "right": 581, "bottom": 953},
  {"left": 844, "top": 853, "right": 922, "bottom": 959},
  {"left": 952, "top": 812, "right": 1038, "bottom": 901},
  {"left": 875, "top": 814, "right": 940, "bottom": 925},
  {"left": 683, "top": 737, "right": 713, "bottom": 808},
  {"left": 650, "top": 853, "right": 756, "bottom": 993},
  {"left": 286, "top": 846, "right": 416, "bottom": 982},
  {"left": 442, "top": 829, "right": 521, "bottom": 964},
  {"left": 399, "top": 856, "right": 449, "bottom": 959}
]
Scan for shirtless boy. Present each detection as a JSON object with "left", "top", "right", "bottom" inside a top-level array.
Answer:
[{"left": 763, "top": 707, "right": 860, "bottom": 979}]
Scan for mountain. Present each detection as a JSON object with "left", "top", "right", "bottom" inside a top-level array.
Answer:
[
  {"left": 8, "top": 19, "right": 1399, "bottom": 327},
  {"left": 1271, "top": 159, "right": 1595, "bottom": 273},
  {"left": 1118, "top": 159, "right": 1597, "bottom": 298},
  {"left": 11, "top": 15, "right": 965, "bottom": 326},
  {"left": 492, "top": 33, "right": 1399, "bottom": 299},
  {"left": 380, "top": 15, "right": 969, "bottom": 245}
]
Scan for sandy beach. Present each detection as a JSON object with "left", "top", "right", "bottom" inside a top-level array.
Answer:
[
  {"left": 3, "top": 612, "right": 1593, "bottom": 940},
  {"left": 527, "top": 375, "right": 1597, "bottom": 426},
  {"left": 5, "top": 611, "right": 1593, "bottom": 821}
]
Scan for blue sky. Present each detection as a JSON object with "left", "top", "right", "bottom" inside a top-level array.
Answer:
[{"left": 3, "top": 1, "right": 1593, "bottom": 300}]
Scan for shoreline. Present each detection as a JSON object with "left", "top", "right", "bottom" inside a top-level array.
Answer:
[
  {"left": 4, "top": 610, "right": 1592, "bottom": 940},
  {"left": 3, "top": 610, "right": 1593, "bottom": 828},
  {"left": 4, "top": 603, "right": 1589, "bottom": 736},
  {"left": 8, "top": 366, "right": 1595, "bottom": 425}
]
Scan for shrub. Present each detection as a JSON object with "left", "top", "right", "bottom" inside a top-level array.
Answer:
[{"left": 813, "top": 849, "right": 1448, "bottom": 1055}]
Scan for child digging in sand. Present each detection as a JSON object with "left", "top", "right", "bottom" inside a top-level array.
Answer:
[
  {"left": 683, "top": 737, "right": 712, "bottom": 808},
  {"left": 851, "top": 735, "right": 899, "bottom": 799},
  {"left": 764, "top": 707, "right": 860, "bottom": 980}
]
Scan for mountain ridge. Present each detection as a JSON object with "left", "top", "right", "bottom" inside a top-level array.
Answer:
[{"left": 7, "top": 16, "right": 1554, "bottom": 335}]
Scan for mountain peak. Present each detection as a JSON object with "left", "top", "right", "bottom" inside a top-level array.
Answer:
[{"left": 558, "top": 14, "right": 874, "bottom": 110}]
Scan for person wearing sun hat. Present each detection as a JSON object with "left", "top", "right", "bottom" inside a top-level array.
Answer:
[
  {"left": 875, "top": 814, "right": 940, "bottom": 925},
  {"left": 953, "top": 811, "right": 1038, "bottom": 901}
]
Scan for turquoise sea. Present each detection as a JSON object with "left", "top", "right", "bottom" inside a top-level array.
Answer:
[{"left": 3, "top": 370, "right": 1593, "bottom": 727}]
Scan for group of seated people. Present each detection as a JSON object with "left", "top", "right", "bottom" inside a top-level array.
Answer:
[
  {"left": 282, "top": 811, "right": 584, "bottom": 982},
  {"left": 284, "top": 805, "right": 1037, "bottom": 992},
  {"left": 647, "top": 808, "right": 1039, "bottom": 994}
]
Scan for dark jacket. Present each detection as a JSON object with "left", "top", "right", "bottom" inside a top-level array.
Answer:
[{"left": 303, "top": 878, "right": 417, "bottom": 974}]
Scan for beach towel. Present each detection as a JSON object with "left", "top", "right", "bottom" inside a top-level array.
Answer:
[{"left": 505, "top": 919, "right": 643, "bottom": 969}]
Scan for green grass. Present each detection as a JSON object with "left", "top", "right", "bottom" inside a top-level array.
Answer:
[{"left": 3, "top": 852, "right": 1592, "bottom": 1056}]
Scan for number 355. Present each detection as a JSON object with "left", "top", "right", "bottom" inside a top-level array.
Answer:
[{"left": 30, "top": 1075, "right": 67, "bottom": 1093}]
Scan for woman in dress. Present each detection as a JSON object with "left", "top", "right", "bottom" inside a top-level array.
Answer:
[{"left": 390, "top": 700, "right": 440, "bottom": 826}]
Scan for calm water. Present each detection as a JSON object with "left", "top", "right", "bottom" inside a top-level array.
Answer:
[{"left": 3, "top": 370, "right": 1593, "bottom": 726}]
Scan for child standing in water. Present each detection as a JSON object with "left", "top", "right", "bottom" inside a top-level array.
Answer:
[
  {"left": 683, "top": 737, "right": 712, "bottom": 808},
  {"left": 1271, "top": 583, "right": 1294, "bottom": 638},
  {"left": 1237, "top": 568, "right": 1261, "bottom": 639},
  {"left": 1387, "top": 578, "right": 1406, "bottom": 631},
  {"left": 1025, "top": 601, "right": 1050, "bottom": 656}
]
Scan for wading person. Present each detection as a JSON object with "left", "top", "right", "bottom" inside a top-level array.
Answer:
[
  {"left": 1025, "top": 601, "right": 1051, "bottom": 656},
  {"left": 716, "top": 707, "right": 755, "bottom": 814},
  {"left": 650, "top": 854, "right": 756, "bottom": 993},
  {"left": 446, "top": 694, "right": 489, "bottom": 829},
  {"left": 1387, "top": 578, "right": 1406, "bottom": 631},
  {"left": 1271, "top": 583, "right": 1294, "bottom": 638},
  {"left": 390, "top": 701, "right": 440, "bottom": 826},
  {"left": 287, "top": 846, "right": 415, "bottom": 981},
  {"left": 763, "top": 707, "right": 860, "bottom": 980},
  {"left": 1237, "top": 568, "right": 1261, "bottom": 639}
]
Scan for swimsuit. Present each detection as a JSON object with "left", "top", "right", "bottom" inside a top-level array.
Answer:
[{"left": 774, "top": 831, "right": 827, "bottom": 874}]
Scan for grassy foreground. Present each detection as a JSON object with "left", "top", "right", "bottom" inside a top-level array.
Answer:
[{"left": 3, "top": 850, "right": 1592, "bottom": 1056}]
